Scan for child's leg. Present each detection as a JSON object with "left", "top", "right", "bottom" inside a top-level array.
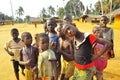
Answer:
[
  {"left": 12, "top": 60, "right": 19, "bottom": 80},
  {"left": 96, "top": 70, "right": 103, "bottom": 80},
  {"left": 19, "top": 63, "right": 25, "bottom": 76},
  {"left": 60, "top": 74, "right": 65, "bottom": 80}
]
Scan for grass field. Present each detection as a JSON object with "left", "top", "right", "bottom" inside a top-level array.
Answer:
[{"left": 0, "top": 22, "right": 120, "bottom": 80}]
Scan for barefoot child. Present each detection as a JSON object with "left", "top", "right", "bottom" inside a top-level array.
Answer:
[
  {"left": 47, "top": 18, "right": 61, "bottom": 76},
  {"left": 99, "top": 16, "right": 115, "bottom": 58},
  {"left": 4, "top": 28, "right": 25, "bottom": 80},
  {"left": 37, "top": 33, "right": 58, "bottom": 80},
  {"left": 92, "top": 27, "right": 109, "bottom": 80},
  {"left": 56, "top": 24, "right": 74, "bottom": 80},
  {"left": 62, "top": 23, "right": 111, "bottom": 80},
  {"left": 19, "top": 32, "right": 38, "bottom": 80}
]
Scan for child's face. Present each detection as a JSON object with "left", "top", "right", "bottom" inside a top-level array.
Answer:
[
  {"left": 63, "top": 24, "right": 76, "bottom": 37},
  {"left": 23, "top": 35, "right": 32, "bottom": 46},
  {"left": 11, "top": 30, "right": 19, "bottom": 39},
  {"left": 100, "top": 17, "right": 108, "bottom": 27},
  {"left": 93, "top": 28, "right": 103, "bottom": 38},
  {"left": 39, "top": 38, "right": 49, "bottom": 51},
  {"left": 47, "top": 20, "right": 56, "bottom": 32}
]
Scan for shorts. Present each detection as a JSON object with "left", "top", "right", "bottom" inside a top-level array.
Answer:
[
  {"left": 61, "top": 57, "right": 74, "bottom": 78},
  {"left": 94, "top": 58, "right": 108, "bottom": 71},
  {"left": 12, "top": 60, "right": 25, "bottom": 74},
  {"left": 24, "top": 68, "right": 34, "bottom": 80}
]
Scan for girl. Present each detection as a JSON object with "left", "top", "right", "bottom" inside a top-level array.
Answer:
[{"left": 37, "top": 33, "right": 58, "bottom": 80}]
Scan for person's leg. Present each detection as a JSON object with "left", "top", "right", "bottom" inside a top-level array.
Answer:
[
  {"left": 96, "top": 70, "right": 103, "bottom": 80},
  {"left": 60, "top": 74, "right": 65, "bottom": 80},
  {"left": 19, "top": 63, "right": 25, "bottom": 76},
  {"left": 13, "top": 60, "right": 19, "bottom": 80}
]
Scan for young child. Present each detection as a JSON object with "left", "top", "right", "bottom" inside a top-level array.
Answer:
[
  {"left": 92, "top": 27, "right": 109, "bottom": 80},
  {"left": 62, "top": 23, "right": 111, "bottom": 80},
  {"left": 19, "top": 32, "right": 39, "bottom": 80},
  {"left": 37, "top": 33, "right": 58, "bottom": 80},
  {"left": 33, "top": 33, "right": 41, "bottom": 52},
  {"left": 4, "top": 28, "right": 25, "bottom": 80},
  {"left": 47, "top": 18, "right": 61, "bottom": 76},
  {"left": 99, "top": 16, "right": 115, "bottom": 58},
  {"left": 56, "top": 24, "right": 74, "bottom": 80}
]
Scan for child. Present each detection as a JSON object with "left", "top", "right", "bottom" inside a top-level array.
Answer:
[
  {"left": 47, "top": 18, "right": 61, "bottom": 76},
  {"left": 33, "top": 33, "right": 41, "bottom": 52},
  {"left": 37, "top": 33, "right": 58, "bottom": 80},
  {"left": 99, "top": 16, "right": 115, "bottom": 58},
  {"left": 56, "top": 24, "right": 74, "bottom": 80},
  {"left": 62, "top": 23, "right": 111, "bottom": 80},
  {"left": 4, "top": 28, "right": 25, "bottom": 80},
  {"left": 19, "top": 32, "right": 39, "bottom": 80},
  {"left": 92, "top": 27, "right": 109, "bottom": 80}
]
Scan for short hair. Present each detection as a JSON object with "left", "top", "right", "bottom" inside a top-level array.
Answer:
[
  {"left": 101, "top": 15, "right": 109, "bottom": 23},
  {"left": 38, "top": 33, "right": 49, "bottom": 42},
  {"left": 47, "top": 18, "right": 56, "bottom": 24},
  {"left": 21, "top": 32, "right": 32, "bottom": 41},
  {"left": 11, "top": 28, "right": 19, "bottom": 34}
]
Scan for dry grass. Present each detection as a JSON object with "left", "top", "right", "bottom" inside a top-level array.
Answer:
[{"left": 0, "top": 22, "right": 120, "bottom": 80}]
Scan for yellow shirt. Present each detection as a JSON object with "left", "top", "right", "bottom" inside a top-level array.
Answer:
[
  {"left": 38, "top": 49, "right": 56, "bottom": 77},
  {"left": 4, "top": 39, "right": 24, "bottom": 61}
]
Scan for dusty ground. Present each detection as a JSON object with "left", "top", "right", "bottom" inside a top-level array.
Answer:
[{"left": 0, "top": 22, "right": 120, "bottom": 80}]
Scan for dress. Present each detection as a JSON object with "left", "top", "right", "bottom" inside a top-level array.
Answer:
[
  {"left": 73, "top": 33, "right": 97, "bottom": 80},
  {"left": 38, "top": 49, "right": 56, "bottom": 78}
]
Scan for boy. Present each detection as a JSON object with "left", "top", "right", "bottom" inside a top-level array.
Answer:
[
  {"left": 56, "top": 24, "right": 74, "bottom": 80},
  {"left": 4, "top": 28, "right": 25, "bottom": 80},
  {"left": 99, "top": 16, "right": 115, "bottom": 58},
  {"left": 47, "top": 18, "right": 61, "bottom": 76},
  {"left": 19, "top": 32, "right": 38, "bottom": 80}
]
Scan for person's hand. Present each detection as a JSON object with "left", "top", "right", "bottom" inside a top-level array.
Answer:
[
  {"left": 91, "top": 54, "right": 98, "bottom": 61},
  {"left": 25, "top": 59, "right": 31, "bottom": 66},
  {"left": 9, "top": 51, "right": 14, "bottom": 56},
  {"left": 57, "top": 48, "right": 63, "bottom": 54}
]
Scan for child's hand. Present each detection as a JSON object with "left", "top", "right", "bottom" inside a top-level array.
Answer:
[
  {"left": 91, "top": 54, "right": 98, "bottom": 61},
  {"left": 51, "top": 41, "right": 57, "bottom": 49},
  {"left": 57, "top": 48, "right": 62, "bottom": 54},
  {"left": 9, "top": 51, "right": 14, "bottom": 56},
  {"left": 25, "top": 59, "right": 31, "bottom": 66}
]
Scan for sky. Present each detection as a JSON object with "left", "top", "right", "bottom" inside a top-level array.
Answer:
[{"left": 0, "top": 0, "right": 99, "bottom": 18}]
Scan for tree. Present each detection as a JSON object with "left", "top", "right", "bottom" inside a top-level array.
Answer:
[
  {"left": 24, "top": 15, "right": 30, "bottom": 23},
  {"left": 57, "top": 7, "right": 65, "bottom": 19},
  {"left": 39, "top": 8, "right": 50, "bottom": 19},
  {"left": 79, "top": 0, "right": 85, "bottom": 15},
  {"left": 16, "top": 6, "right": 24, "bottom": 22},
  {"left": 47, "top": 5, "right": 55, "bottom": 17}
]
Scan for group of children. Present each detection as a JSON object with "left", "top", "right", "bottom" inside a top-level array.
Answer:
[{"left": 4, "top": 15, "right": 114, "bottom": 80}]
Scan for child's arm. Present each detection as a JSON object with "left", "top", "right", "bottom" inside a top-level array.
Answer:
[
  {"left": 4, "top": 47, "right": 14, "bottom": 56},
  {"left": 58, "top": 48, "right": 74, "bottom": 61},
  {"left": 4, "top": 42, "right": 14, "bottom": 56},
  {"left": 91, "top": 38, "right": 111, "bottom": 61},
  {"left": 19, "top": 49, "right": 31, "bottom": 66},
  {"left": 51, "top": 60, "right": 58, "bottom": 80}
]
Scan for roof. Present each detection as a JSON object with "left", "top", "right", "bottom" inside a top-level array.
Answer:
[{"left": 107, "top": 8, "right": 120, "bottom": 16}]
